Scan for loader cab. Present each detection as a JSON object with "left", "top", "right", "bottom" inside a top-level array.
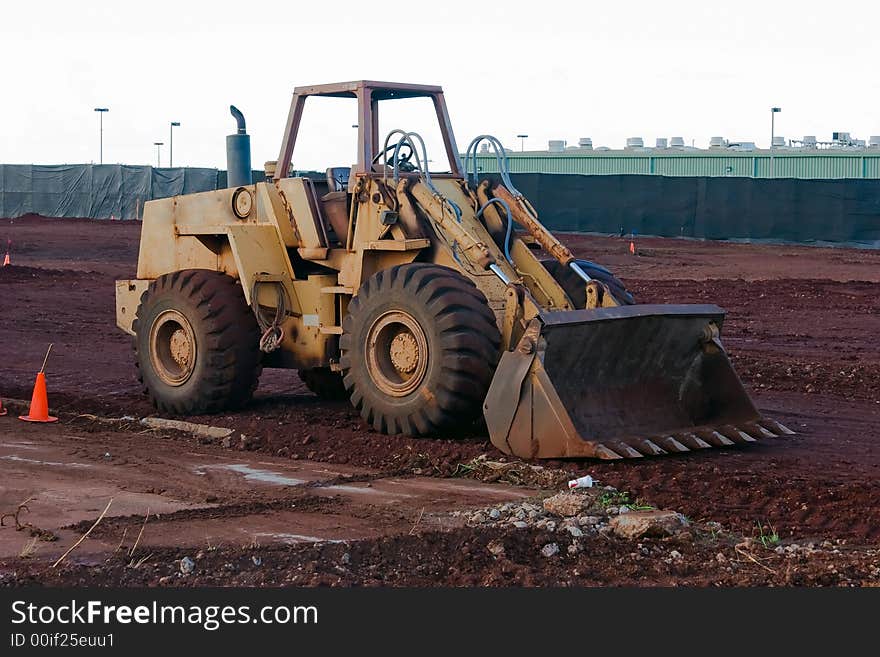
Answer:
[
  {"left": 275, "top": 80, "right": 462, "bottom": 182},
  {"left": 271, "top": 81, "right": 463, "bottom": 250}
]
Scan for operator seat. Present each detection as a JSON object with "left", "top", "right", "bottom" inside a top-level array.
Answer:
[
  {"left": 326, "top": 167, "right": 351, "bottom": 192},
  {"left": 321, "top": 167, "right": 352, "bottom": 242}
]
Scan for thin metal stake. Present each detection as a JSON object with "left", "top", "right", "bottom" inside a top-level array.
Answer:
[{"left": 40, "top": 344, "right": 53, "bottom": 373}]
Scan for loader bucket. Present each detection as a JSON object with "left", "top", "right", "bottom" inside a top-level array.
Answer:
[{"left": 484, "top": 304, "right": 793, "bottom": 459}]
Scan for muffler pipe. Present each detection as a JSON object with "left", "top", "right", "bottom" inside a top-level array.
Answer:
[{"left": 226, "top": 105, "right": 252, "bottom": 188}]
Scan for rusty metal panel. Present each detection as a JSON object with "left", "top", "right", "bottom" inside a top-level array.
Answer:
[{"left": 115, "top": 279, "right": 150, "bottom": 335}]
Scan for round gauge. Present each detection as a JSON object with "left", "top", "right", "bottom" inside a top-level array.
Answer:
[{"left": 232, "top": 187, "right": 253, "bottom": 219}]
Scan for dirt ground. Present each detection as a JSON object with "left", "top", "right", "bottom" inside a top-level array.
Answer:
[{"left": 0, "top": 215, "right": 878, "bottom": 587}]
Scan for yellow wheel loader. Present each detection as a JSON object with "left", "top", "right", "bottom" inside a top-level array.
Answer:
[{"left": 115, "top": 80, "right": 792, "bottom": 459}]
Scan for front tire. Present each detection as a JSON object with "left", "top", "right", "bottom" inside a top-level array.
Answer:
[
  {"left": 340, "top": 264, "right": 500, "bottom": 436},
  {"left": 133, "top": 269, "right": 262, "bottom": 414}
]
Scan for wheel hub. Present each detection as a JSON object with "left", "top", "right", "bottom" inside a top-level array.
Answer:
[
  {"left": 365, "top": 311, "right": 429, "bottom": 397},
  {"left": 389, "top": 332, "right": 419, "bottom": 374},
  {"left": 169, "top": 328, "right": 192, "bottom": 368},
  {"left": 149, "top": 310, "right": 197, "bottom": 386}
]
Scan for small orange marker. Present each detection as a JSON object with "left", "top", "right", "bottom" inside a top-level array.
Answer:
[
  {"left": 629, "top": 240, "right": 635, "bottom": 255},
  {"left": 19, "top": 345, "right": 58, "bottom": 423}
]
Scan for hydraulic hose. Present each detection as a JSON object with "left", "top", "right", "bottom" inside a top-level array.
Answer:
[{"left": 476, "top": 197, "right": 513, "bottom": 263}]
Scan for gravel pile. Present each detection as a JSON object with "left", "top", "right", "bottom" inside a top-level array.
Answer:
[{"left": 455, "top": 487, "right": 623, "bottom": 539}]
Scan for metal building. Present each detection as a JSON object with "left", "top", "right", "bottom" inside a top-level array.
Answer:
[{"left": 472, "top": 140, "right": 880, "bottom": 179}]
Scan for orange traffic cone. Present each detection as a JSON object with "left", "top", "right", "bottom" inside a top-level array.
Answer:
[
  {"left": 629, "top": 240, "right": 635, "bottom": 255},
  {"left": 19, "top": 345, "right": 57, "bottom": 423},
  {"left": 2, "top": 252, "right": 9, "bottom": 267},
  {"left": 19, "top": 372, "right": 57, "bottom": 423},
  {"left": 0, "top": 395, "right": 7, "bottom": 416}
]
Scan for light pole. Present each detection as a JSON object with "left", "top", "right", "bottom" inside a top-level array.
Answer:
[
  {"left": 770, "top": 107, "right": 781, "bottom": 178},
  {"left": 169, "top": 122, "right": 180, "bottom": 168},
  {"left": 516, "top": 133, "right": 528, "bottom": 152},
  {"left": 94, "top": 108, "right": 109, "bottom": 164},
  {"left": 154, "top": 142, "right": 164, "bottom": 168}
]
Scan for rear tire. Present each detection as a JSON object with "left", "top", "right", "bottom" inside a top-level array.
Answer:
[
  {"left": 133, "top": 269, "right": 262, "bottom": 414},
  {"left": 299, "top": 367, "right": 347, "bottom": 400},
  {"left": 542, "top": 258, "right": 634, "bottom": 307},
  {"left": 340, "top": 264, "right": 500, "bottom": 436}
]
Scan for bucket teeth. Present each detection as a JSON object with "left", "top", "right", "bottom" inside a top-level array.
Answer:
[
  {"left": 605, "top": 441, "right": 644, "bottom": 459},
  {"left": 655, "top": 436, "right": 690, "bottom": 453},
  {"left": 594, "top": 444, "right": 624, "bottom": 460},
  {"left": 621, "top": 438, "right": 667, "bottom": 456},
  {"left": 675, "top": 432, "right": 712, "bottom": 450},
  {"left": 762, "top": 419, "right": 796, "bottom": 435},
  {"left": 746, "top": 422, "right": 778, "bottom": 438},
  {"left": 719, "top": 425, "right": 757, "bottom": 443},
  {"left": 695, "top": 429, "right": 736, "bottom": 447}
]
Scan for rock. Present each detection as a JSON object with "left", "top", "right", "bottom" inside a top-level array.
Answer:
[
  {"left": 605, "top": 506, "right": 619, "bottom": 515},
  {"left": 567, "top": 542, "right": 582, "bottom": 555},
  {"left": 540, "top": 543, "right": 559, "bottom": 558},
  {"left": 470, "top": 512, "right": 487, "bottom": 524},
  {"left": 512, "top": 521, "right": 529, "bottom": 529},
  {"left": 669, "top": 550, "right": 682, "bottom": 560},
  {"left": 341, "top": 552, "right": 351, "bottom": 565},
  {"left": 179, "top": 556, "right": 195, "bottom": 575},
  {"left": 158, "top": 575, "right": 173, "bottom": 585},
  {"left": 514, "top": 509, "right": 526, "bottom": 521},
  {"left": 252, "top": 556, "right": 262, "bottom": 566},
  {"left": 566, "top": 525, "right": 584, "bottom": 538},
  {"left": 542, "top": 492, "right": 585, "bottom": 517},
  {"left": 715, "top": 552, "right": 727, "bottom": 563},
  {"left": 487, "top": 540, "right": 506, "bottom": 557},
  {"left": 609, "top": 510, "right": 690, "bottom": 539},
  {"left": 489, "top": 509, "right": 501, "bottom": 520},
  {"left": 578, "top": 515, "right": 601, "bottom": 527},
  {"left": 545, "top": 521, "right": 557, "bottom": 532}
]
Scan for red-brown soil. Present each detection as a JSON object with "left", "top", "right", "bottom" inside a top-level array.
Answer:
[{"left": 0, "top": 216, "right": 878, "bottom": 586}]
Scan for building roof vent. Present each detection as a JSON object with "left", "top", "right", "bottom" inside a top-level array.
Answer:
[
  {"left": 548, "top": 139, "right": 566, "bottom": 153},
  {"left": 709, "top": 136, "right": 726, "bottom": 148},
  {"left": 669, "top": 136, "right": 685, "bottom": 148},
  {"left": 802, "top": 135, "right": 817, "bottom": 147},
  {"left": 869, "top": 136, "right": 880, "bottom": 148},
  {"left": 655, "top": 137, "right": 668, "bottom": 149},
  {"left": 577, "top": 137, "right": 593, "bottom": 149},
  {"left": 772, "top": 136, "right": 786, "bottom": 147},
  {"left": 625, "top": 137, "right": 644, "bottom": 149}
]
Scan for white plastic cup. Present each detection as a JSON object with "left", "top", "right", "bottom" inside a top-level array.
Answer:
[{"left": 568, "top": 475, "right": 594, "bottom": 490}]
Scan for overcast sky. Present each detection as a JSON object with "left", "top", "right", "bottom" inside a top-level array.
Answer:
[{"left": 2, "top": 0, "right": 877, "bottom": 170}]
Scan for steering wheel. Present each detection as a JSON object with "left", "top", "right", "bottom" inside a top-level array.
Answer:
[{"left": 372, "top": 142, "right": 417, "bottom": 173}]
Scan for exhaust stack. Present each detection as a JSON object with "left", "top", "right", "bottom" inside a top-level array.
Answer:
[{"left": 226, "top": 105, "right": 252, "bottom": 187}]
